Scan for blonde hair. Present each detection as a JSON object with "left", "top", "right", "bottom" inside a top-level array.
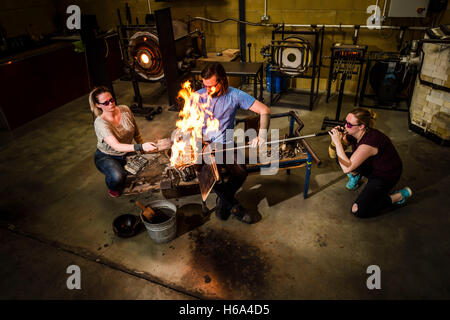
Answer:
[
  {"left": 349, "top": 108, "right": 377, "bottom": 129},
  {"left": 89, "top": 86, "right": 110, "bottom": 117}
]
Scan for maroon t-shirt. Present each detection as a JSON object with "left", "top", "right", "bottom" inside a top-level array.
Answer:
[{"left": 347, "top": 128, "right": 402, "bottom": 185}]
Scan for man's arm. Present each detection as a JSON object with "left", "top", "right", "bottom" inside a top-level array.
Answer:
[
  {"left": 249, "top": 99, "right": 270, "bottom": 115},
  {"left": 249, "top": 100, "right": 270, "bottom": 147}
]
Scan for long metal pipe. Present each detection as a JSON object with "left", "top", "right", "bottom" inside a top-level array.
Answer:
[
  {"left": 199, "top": 131, "right": 330, "bottom": 156},
  {"left": 188, "top": 16, "right": 428, "bottom": 30},
  {"left": 281, "top": 24, "right": 427, "bottom": 30}
]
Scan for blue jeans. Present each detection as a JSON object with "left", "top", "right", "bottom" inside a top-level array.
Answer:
[{"left": 94, "top": 149, "right": 129, "bottom": 192}]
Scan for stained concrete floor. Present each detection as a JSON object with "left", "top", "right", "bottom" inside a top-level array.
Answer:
[{"left": 1, "top": 79, "right": 449, "bottom": 300}]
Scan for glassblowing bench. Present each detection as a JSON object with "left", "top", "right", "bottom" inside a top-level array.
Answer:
[
  {"left": 236, "top": 111, "right": 321, "bottom": 199},
  {"left": 122, "top": 111, "right": 320, "bottom": 200}
]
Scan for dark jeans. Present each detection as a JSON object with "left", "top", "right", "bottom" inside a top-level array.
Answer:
[
  {"left": 211, "top": 143, "right": 248, "bottom": 210},
  {"left": 94, "top": 149, "right": 129, "bottom": 192},
  {"left": 352, "top": 163, "right": 401, "bottom": 218},
  {"left": 353, "top": 176, "right": 396, "bottom": 218},
  {"left": 337, "top": 152, "right": 400, "bottom": 218}
]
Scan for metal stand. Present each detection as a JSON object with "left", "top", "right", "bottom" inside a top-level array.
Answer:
[
  {"left": 322, "top": 44, "right": 367, "bottom": 129},
  {"left": 269, "top": 26, "right": 324, "bottom": 111},
  {"left": 129, "top": 59, "right": 156, "bottom": 119},
  {"left": 321, "top": 74, "right": 348, "bottom": 129},
  {"left": 325, "top": 45, "right": 366, "bottom": 106}
]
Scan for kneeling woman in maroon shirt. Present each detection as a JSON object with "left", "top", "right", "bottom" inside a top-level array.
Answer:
[{"left": 329, "top": 108, "right": 412, "bottom": 218}]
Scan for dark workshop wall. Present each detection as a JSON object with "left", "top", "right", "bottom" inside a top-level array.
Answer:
[{"left": 0, "top": 0, "right": 61, "bottom": 38}]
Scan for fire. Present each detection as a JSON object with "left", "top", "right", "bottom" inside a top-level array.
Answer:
[{"left": 170, "top": 81, "right": 220, "bottom": 167}]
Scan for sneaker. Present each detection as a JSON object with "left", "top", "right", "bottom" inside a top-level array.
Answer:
[
  {"left": 394, "top": 187, "right": 413, "bottom": 205},
  {"left": 108, "top": 189, "right": 120, "bottom": 198},
  {"left": 346, "top": 173, "right": 361, "bottom": 190}
]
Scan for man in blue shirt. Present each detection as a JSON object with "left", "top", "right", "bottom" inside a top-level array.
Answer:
[{"left": 198, "top": 62, "right": 270, "bottom": 224}]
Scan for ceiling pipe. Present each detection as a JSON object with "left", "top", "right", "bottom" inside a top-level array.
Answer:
[{"left": 188, "top": 17, "right": 428, "bottom": 30}]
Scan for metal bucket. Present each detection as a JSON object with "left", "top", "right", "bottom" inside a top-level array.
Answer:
[{"left": 140, "top": 200, "right": 177, "bottom": 244}]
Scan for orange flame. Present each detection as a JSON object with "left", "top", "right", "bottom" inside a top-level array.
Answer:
[{"left": 170, "top": 81, "right": 220, "bottom": 167}]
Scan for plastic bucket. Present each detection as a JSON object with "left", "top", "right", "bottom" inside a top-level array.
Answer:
[{"left": 140, "top": 200, "right": 177, "bottom": 244}]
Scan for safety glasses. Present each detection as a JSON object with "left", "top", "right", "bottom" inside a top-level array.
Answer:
[
  {"left": 99, "top": 98, "right": 115, "bottom": 106},
  {"left": 344, "top": 120, "right": 362, "bottom": 129}
]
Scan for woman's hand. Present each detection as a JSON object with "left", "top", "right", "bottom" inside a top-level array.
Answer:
[
  {"left": 329, "top": 127, "right": 343, "bottom": 146},
  {"left": 142, "top": 142, "right": 157, "bottom": 152}
]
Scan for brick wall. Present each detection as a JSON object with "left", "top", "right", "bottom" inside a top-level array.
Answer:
[
  {"left": 63, "top": 0, "right": 449, "bottom": 93},
  {"left": 410, "top": 42, "right": 450, "bottom": 140},
  {"left": 7, "top": 0, "right": 449, "bottom": 93}
]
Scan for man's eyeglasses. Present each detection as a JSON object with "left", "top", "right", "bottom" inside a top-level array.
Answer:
[
  {"left": 344, "top": 120, "right": 362, "bottom": 129},
  {"left": 98, "top": 98, "right": 115, "bottom": 106}
]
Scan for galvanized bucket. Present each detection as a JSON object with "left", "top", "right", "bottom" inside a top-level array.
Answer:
[{"left": 140, "top": 200, "right": 177, "bottom": 244}]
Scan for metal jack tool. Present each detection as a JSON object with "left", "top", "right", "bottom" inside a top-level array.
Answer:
[{"left": 129, "top": 59, "right": 156, "bottom": 118}]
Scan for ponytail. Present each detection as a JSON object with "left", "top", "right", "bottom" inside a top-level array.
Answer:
[
  {"left": 368, "top": 109, "right": 377, "bottom": 128},
  {"left": 349, "top": 108, "right": 377, "bottom": 129},
  {"left": 89, "top": 86, "right": 110, "bottom": 117}
]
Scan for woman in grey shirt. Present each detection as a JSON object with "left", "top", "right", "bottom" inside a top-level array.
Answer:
[{"left": 90, "top": 86, "right": 156, "bottom": 197}]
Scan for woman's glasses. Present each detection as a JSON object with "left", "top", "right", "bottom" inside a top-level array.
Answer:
[
  {"left": 98, "top": 98, "right": 115, "bottom": 106},
  {"left": 344, "top": 120, "right": 362, "bottom": 129}
]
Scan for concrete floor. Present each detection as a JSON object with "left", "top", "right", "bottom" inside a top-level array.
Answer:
[{"left": 1, "top": 79, "right": 449, "bottom": 299}]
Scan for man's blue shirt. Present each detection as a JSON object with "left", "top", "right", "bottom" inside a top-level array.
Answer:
[{"left": 196, "top": 87, "right": 255, "bottom": 144}]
